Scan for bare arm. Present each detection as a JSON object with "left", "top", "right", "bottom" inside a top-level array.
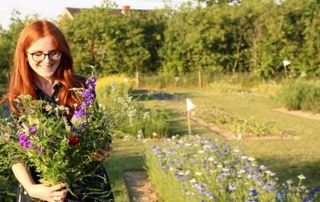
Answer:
[{"left": 12, "top": 163, "right": 67, "bottom": 202}]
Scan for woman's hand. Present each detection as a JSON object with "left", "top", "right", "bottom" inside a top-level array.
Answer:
[
  {"left": 26, "top": 183, "right": 67, "bottom": 202},
  {"left": 92, "top": 143, "right": 112, "bottom": 162}
]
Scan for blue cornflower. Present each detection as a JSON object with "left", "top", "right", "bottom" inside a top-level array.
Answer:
[
  {"left": 228, "top": 184, "right": 237, "bottom": 191},
  {"left": 162, "top": 165, "right": 169, "bottom": 170},
  {"left": 250, "top": 188, "right": 259, "bottom": 197},
  {"left": 309, "top": 187, "right": 320, "bottom": 196},
  {"left": 276, "top": 192, "right": 286, "bottom": 198},
  {"left": 246, "top": 199, "right": 259, "bottom": 202},
  {"left": 302, "top": 197, "right": 312, "bottom": 202}
]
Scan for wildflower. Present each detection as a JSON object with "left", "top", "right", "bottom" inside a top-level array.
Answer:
[
  {"left": 19, "top": 132, "right": 32, "bottom": 150},
  {"left": 67, "top": 135, "right": 79, "bottom": 145},
  {"left": 228, "top": 184, "right": 237, "bottom": 191},
  {"left": 72, "top": 108, "right": 87, "bottom": 120},
  {"left": 190, "top": 178, "right": 196, "bottom": 183},
  {"left": 248, "top": 157, "right": 255, "bottom": 162},
  {"left": 34, "top": 133, "right": 41, "bottom": 138},
  {"left": 300, "top": 186, "right": 306, "bottom": 190},
  {"left": 265, "top": 170, "right": 273, "bottom": 175},
  {"left": 36, "top": 147, "right": 43, "bottom": 153},
  {"left": 195, "top": 172, "right": 202, "bottom": 176},
  {"left": 28, "top": 126, "right": 37, "bottom": 133},
  {"left": 286, "top": 179, "right": 293, "bottom": 184},
  {"left": 249, "top": 188, "right": 258, "bottom": 196},
  {"left": 298, "top": 174, "right": 306, "bottom": 180},
  {"left": 162, "top": 165, "right": 169, "bottom": 170}
]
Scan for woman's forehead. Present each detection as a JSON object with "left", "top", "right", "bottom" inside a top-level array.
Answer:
[{"left": 27, "top": 36, "right": 57, "bottom": 52}]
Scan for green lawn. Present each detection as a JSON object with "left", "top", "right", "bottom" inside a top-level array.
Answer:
[{"left": 141, "top": 87, "right": 320, "bottom": 188}]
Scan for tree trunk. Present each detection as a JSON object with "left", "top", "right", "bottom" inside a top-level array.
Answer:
[
  {"left": 135, "top": 70, "right": 140, "bottom": 88},
  {"left": 198, "top": 70, "right": 202, "bottom": 88}
]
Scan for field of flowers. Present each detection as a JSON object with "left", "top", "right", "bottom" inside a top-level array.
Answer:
[{"left": 146, "top": 135, "right": 320, "bottom": 202}]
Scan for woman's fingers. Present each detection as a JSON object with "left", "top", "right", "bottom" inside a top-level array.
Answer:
[{"left": 50, "top": 183, "right": 66, "bottom": 191}]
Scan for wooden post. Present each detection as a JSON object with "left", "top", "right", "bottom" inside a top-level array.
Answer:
[
  {"left": 198, "top": 70, "right": 202, "bottom": 88},
  {"left": 135, "top": 70, "right": 139, "bottom": 88},
  {"left": 187, "top": 110, "right": 191, "bottom": 136}
]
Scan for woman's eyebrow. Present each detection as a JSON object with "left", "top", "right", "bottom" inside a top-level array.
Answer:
[{"left": 29, "top": 49, "right": 57, "bottom": 53}]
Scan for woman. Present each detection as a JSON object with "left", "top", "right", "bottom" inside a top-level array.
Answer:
[{"left": 0, "top": 20, "right": 114, "bottom": 202}]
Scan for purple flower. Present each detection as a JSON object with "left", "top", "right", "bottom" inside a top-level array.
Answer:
[
  {"left": 85, "top": 77, "right": 97, "bottom": 90},
  {"left": 34, "top": 133, "right": 41, "bottom": 138},
  {"left": 81, "top": 89, "right": 94, "bottom": 100},
  {"left": 19, "top": 132, "right": 32, "bottom": 150},
  {"left": 19, "top": 132, "right": 27, "bottom": 141},
  {"left": 28, "top": 126, "right": 36, "bottom": 133},
  {"left": 36, "top": 147, "right": 43, "bottom": 153},
  {"left": 72, "top": 108, "right": 87, "bottom": 119}
]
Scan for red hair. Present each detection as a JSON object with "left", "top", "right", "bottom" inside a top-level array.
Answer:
[{"left": 0, "top": 20, "right": 83, "bottom": 114}]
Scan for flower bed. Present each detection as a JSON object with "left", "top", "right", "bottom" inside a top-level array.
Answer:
[{"left": 146, "top": 135, "right": 319, "bottom": 202}]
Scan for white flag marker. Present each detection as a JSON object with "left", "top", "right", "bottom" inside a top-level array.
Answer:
[
  {"left": 186, "top": 98, "right": 196, "bottom": 136},
  {"left": 186, "top": 98, "right": 196, "bottom": 111}
]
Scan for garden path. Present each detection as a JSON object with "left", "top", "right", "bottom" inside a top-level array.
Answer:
[{"left": 124, "top": 170, "right": 159, "bottom": 202}]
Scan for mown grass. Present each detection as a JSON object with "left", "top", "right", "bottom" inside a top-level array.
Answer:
[{"left": 141, "top": 87, "right": 320, "bottom": 188}]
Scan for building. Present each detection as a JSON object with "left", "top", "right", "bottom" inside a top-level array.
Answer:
[{"left": 60, "top": 5, "right": 148, "bottom": 20}]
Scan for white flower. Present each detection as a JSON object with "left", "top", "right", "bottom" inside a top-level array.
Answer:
[
  {"left": 283, "top": 59, "right": 291, "bottom": 67},
  {"left": 259, "top": 165, "right": 266, "bottom": 170},
  {"left": 265, "top": 170, "right": 273, "bottom": 175},
  {"left": 208, "top": 157, "right": 214, "bottom": 162},
  {"left": 190, "top": 178, "right": 196, "bottom": 183},
  {"left": 248, "top": 157, "right": 255, "bottom": 162},
  {"left": 286, "top": 179, "right": 293, "bottom": 184},
  {"left": 198, "top": 150, "right": 204, "bottom": 154},
  {"left": 233, "top": 149, "right": 240, "bottom": 153},
  {"left": 137, "top": 130, "right": 143, "bottom": 139},
  {"left": 222, "top": 168, "right": 230, "bottom": 172},
  {"left": 241, "top": 156, "right": 248, "bottom": 160},
  {"left": 195, "top": 172, "right": 202, "bottom": 176},
  {"left": 298, "top": 174, "right": 306, "bottom": 180}
]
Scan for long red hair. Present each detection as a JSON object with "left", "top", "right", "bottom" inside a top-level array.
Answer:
[{"left": 0, "top": 20, "right": 83, "bottom": 114}]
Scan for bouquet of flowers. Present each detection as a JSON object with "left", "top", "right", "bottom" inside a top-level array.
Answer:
[{"left": 0, "top": 75, "right": 111, "bottom": 195}]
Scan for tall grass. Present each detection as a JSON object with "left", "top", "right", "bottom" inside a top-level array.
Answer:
[
  {"left": 96, "top": 75, "right": 170, "bottom": 138},
  {"left": 276, "top": 80, "right": 320, "bottom": 113}
]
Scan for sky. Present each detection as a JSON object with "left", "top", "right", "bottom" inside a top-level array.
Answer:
[{"left": 0, "top": 0, "right": 191, "bottom": 30}]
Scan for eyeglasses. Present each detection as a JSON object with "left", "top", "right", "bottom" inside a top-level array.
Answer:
[{"left": 27, "top": 50, "right": 61, "bottom": 62}]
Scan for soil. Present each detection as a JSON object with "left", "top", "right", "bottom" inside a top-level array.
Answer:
[
  {"left": 274, "top": 108, "right": 320, "bottom": 121},
  {"left": 123, "top": 170, "right": 159, "bottom": 202}
]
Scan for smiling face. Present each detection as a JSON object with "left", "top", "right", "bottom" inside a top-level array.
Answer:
[{"left": 27, "top": 36, "right": 61, "bottom": 81}]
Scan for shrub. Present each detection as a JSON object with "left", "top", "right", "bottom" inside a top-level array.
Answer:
[{"left": 276, "top": 80, "right": 320, "bottom": 113}]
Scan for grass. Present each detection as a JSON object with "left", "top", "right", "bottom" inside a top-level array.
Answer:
[
  {"left": 140, "top": 87, "right": 320, "bottom": 188},
  {"left": 104, "top": 110, "right": 219, "bottom": 201}
]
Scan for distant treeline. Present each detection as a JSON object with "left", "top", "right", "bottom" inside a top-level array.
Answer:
[{"left": 0, "top": 0, "right": 319, "bottom": 80}]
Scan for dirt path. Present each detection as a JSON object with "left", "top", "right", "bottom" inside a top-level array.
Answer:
[
  {"left": 123, "top": 170, "right": 159, "bottom": 202},
  {"left": 274, "top": 108, "right": 320, "bottom": 121}
]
